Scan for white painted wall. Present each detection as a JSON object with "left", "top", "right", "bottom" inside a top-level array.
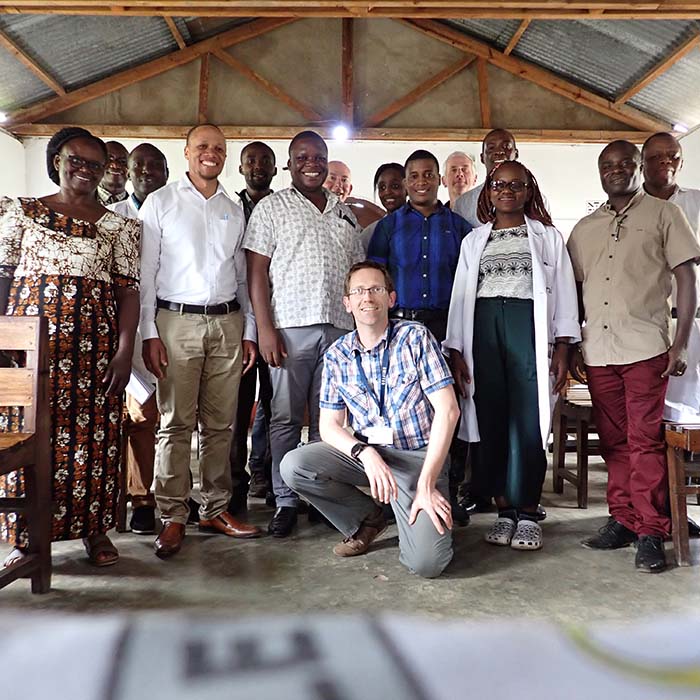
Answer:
[
  {"left": 11, "top": 131, "right": 700, "bottom": 236},
  {"left": 0, "top": 129, "right": 26, "bottom": 197}
]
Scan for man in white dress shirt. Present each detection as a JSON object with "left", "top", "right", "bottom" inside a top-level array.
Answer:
[
  {"left": 110, "top": 143, "right": 168, "bottom": 536},
  {"left": 140, "top": 124, "right": 262, "bottom": 558}
]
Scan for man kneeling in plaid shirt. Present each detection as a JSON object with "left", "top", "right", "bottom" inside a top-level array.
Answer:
[{"left": 280, "top": 261, "right": 459, "bottom": 577}]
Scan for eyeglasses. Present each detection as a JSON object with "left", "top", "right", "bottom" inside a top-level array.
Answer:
[
  {"left": 490, "top": 179, "right": 528, "bottom": 193},
  {"left": 62, "top": 154, "right": 105, "bottom": 173},
  {"left": 347, "top": 286, "right": 387, "bottom": 297}
]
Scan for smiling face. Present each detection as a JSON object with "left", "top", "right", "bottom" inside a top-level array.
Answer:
[
  {"left": 185, "top": 125, "right": 227, "bottom": 182},
  {"left": 481, "top": 129, "right": 518, "bottom": 174},
  {"left": 324, "top": 161, "right": 353, "bottom": 201},
  {"left": 239, "top": 142, "right": 276, "bottom": 193},
  {"left": 343, "top": 265, "right": 396, "bottom": 330},
  {"left": 128, "top": 144, "right": 168, "bottom": 201},
  {"left": 488, "top": 161, "right": 532, "bottom": 217},
  {"left": 442, "top": 154, "right": 477, "bottom": 201},
  {"left": 288, "top": 135, "right": 328, "bottom": 196},
  {"left": 54, "top": 137, "right": 107, "bottom": 196},
  {"left": 376, "top": 167, "right": 407, "bottom": 212},
  {"left": 598, "top": 141, "right": 642, "bottom": 198},
  {"left": 405, "top": 158, "right": 440, "bottom": 209},
  {"left": 100, "top": 141, "right": 128, "bottom": 194},
  {"left": 642, "top": 133, "right": 683, "bottom": 191}
]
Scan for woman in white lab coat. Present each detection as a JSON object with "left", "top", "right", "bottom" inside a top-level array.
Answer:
[{"left": 444, "top": 161, "right": 580, "bottom": 550}]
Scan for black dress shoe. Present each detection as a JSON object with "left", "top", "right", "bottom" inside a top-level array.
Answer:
[
  {"left": 635, "top": 535, "right": 666, "bottom": 573},
  {"left": 130, "top": 505, "right": 156, "bottom": 535},
  {"left": 187, "top": 498, "right": 200, "bottom": 524},
  {"left": 268, "top": 506, "right": 297, "bottom": 537},
  {"left": 582, "top": 518, "right": 637, "bottom": 549},
  {"left": 450, "top": 497, "right": 470, "bottom": 527},
  {"left": 534, "top": 504, "right": 547, "bottom": 522}
]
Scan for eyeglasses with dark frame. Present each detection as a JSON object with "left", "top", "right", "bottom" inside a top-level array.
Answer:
[
  {"left": 61, "top": 154, "right": 106, "bottom": 174},
  {"left": 347, "top": 286, "right": 387, "bottom": 297},
  {"left": 489, "top": 179, "right": 529, "bottom": 193}
]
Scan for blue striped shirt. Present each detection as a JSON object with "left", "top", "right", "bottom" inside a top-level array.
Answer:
[
  {"left": 320, "top": 320, "right": 454, "bottom": 450},
  {"left": 367, "top": 202, "right": 471, "bottom": 311}
]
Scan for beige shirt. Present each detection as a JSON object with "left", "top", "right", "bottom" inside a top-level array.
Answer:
[{"left": 567, "top": 190, "right": 700, "bottom": 366}]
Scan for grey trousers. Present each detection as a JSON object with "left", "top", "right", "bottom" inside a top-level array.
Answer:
[
  {"left": 280, "top": 441, "right": 453, "bottom": 578},
  {"left": 269, "top": 324, "right": 345, "bottom": 507}
]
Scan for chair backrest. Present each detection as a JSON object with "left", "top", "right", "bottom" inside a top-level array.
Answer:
[{"left": 0, "top": 317, "right": 49, "bottom": 434}]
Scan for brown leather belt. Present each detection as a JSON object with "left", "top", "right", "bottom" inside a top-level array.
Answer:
[{"left": 156, "top": 298, "right": 240, "bottom": 315}]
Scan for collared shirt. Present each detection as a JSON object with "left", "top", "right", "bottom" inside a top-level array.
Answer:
[
  {"left": 670, "top": 186, "right": 700, "bottom": 233},
  {"left": 139, "top": 174, "right": 255, "bottom": 341},
  {"left": 110, "top": 193, "right": 142, "bottom": 219},
  {"left": 97, "top": 185, "right": 128, "bottom": 207},
  {"left": 367, "top": 202, "right": 471, "bottom": 311},
  {"left": 320, "top": 320, "right": 454, "bottom": 450},
  {"left": 567, "top": 190, "right": 700, "bottom": 366},
  {"left": 243, "top": 186, "right": 364, "bottom": 331},
  {"left": 236, "top": 189, "right": 272, "bottom": 225}
]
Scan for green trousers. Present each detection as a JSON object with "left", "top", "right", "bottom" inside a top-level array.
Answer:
[{"left": 472, "top": 297, "right": 547, "bottom": 509}]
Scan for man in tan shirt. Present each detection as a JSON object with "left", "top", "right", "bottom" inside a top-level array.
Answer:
[{"left": 568, "top": 139, "right": 700, "bottom": 573}]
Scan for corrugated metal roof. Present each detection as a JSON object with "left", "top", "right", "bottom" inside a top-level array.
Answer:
[
  {"left": 0, "top": 46, "right": 54, "bottom": 112},
  {"left": 0, "top": 14, "right": 183, "bottom": 94},
  {"left": 181, "top": 17, "right": 252, "bottom": 42},
  {"left": 512, "top": 20, "right": 700, "bottom": 101},
  {"left": 443, "top": 19, "right": 523, "bottom": 51},
  {"left": 629, "top": 54, "right": 700, "bottom": 129}
]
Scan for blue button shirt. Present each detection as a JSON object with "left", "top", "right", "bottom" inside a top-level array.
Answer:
[{"left": 367, "top": 202, "right": 471, "bottom": 310}]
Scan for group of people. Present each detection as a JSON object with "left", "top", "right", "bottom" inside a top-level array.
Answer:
[{"left": 0, "top": 123, "right": 698, "bottom": 578}]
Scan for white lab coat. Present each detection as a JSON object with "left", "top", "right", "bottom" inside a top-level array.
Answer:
[{"left": 443, "top": 216, "right": 581, "bottom": 447}]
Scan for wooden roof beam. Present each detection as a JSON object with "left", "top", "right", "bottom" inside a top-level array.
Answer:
[
  {"left": 400, "top": 18, "right": 670, "bottom": 133},
  {"left": 341, "top": 18, "right": 354, "bottom": 125},
  {"left": 163, "top": 16, "right": 187, "bottom": 49},
  {"left": 6, "top": 18, "right": 296, "bottom": 127},
  {"left": 362, "top": 55, "right": 475, "bottom": 128},
  {"left": 0, "top": 27, "right": 65, "bottom": 96},
  {"left": 212, "top": 49, "right": 323, "bottom": 123},
  {"left": 477, "top": 58, "right": 491, "bottom": 128},
  {"left": 614, "top": 31, "right": 700, "bottom": 106},
  {"left": 198, "top": 53, "right": 209, "bottom": 123},
  {"left": 504, "top": 19, "right": 530, "bottom": 56}
]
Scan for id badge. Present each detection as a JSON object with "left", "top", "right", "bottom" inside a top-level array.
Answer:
[{"left": 364, "top": 424, "right": 393, "bottom": 445}]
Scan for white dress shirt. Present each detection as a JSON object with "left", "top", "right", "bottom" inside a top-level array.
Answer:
[
  {"left": 139, "top": 174, "right": 255, "bottom": 341},
  {"left": 110, "top": 194, "right": 140, "bottom": 220}
]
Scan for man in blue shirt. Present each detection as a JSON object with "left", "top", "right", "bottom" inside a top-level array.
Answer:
[{"left": 280, "top": 261, "right": 459, "bottom": 577}]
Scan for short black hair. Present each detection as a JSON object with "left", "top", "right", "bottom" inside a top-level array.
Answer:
[
  {"left": 288, "top": 130, "right": 326, "bottom": 156},
  {"left": 46, "top": 127, "right": 107, "bottom": 186},
  {"left": 599, "top": 139, "right": 640, "bottom": 164},
  {"left": 404, "top": 149, "right": 439, "bottom": 173},
  {"left": 641, "top": 132, "right": 681, "bottom": 158},
  {"left": 186, "top": 123, "right": 224, "bottom": 144},
  {"left": 241, "top": 141, "right": 276, "bottom": 164},
  {"left": 373, "top": 162, "right": 405, "bottom": 190}
]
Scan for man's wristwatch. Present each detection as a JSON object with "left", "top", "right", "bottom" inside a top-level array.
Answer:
[{"left": 351, "top": 442, "right": 369, "bottom": 460}]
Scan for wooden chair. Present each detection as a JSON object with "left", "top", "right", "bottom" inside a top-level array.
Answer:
[
  {"left": 665, "top": 423, "right": 700, "bottom": 566},
  {"left": 0, "top": 316, "right": 51, "bottom": 593}
]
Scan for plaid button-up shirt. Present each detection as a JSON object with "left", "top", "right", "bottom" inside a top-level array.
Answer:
[{"left": 320, "top": 320, "right": 454, "bottom": 450}]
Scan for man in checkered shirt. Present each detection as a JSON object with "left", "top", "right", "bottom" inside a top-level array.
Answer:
[{"left": 280, "top": 261, "right": 459, "bottom": 577}]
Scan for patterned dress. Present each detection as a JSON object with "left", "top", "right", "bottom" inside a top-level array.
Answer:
[{"left": 0, "top": 197, "right": 140, "bottom": 545}]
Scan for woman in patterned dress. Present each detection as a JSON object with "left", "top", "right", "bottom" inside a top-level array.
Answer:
[
  {"left": 0, "top": 127, "right": 140, "bottom": 567},
  {"left": 444, "top": 161, "right": 580, "bottom": 552}
]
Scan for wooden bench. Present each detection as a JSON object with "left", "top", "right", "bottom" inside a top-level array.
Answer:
[
  {"left": 551, "top": 392, "right": 597, "bottom": 508},
  {"left": 0, "top": 316, "right": 52, "bottom": 593},
  {"left": 665, "top": 423, "right": 700, "bottom": 566}
]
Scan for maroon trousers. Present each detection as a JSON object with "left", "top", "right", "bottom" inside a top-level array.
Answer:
[{"left": 586, "top": 353, "right": 670, "bottom": 537}]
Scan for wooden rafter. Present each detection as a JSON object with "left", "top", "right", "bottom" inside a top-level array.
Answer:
[
  {"left": 614, "top": 31, "right": 700, "bottom": 106},
  {"left": 400, "top": 18, "right": 670, "bottom": 132},
  {"left": 163, "top": 16, "right": 187, "bottom": 49},
  {"left": 6, "top": 3, "right": 700, "bottom": 20},
  {"left": 476, "top": 58, "right": 491, "bottom": 128},
  {"left": 341, "top": 18, "right": 354, "bottom": 124},
  {"left": 212, "top": 49, "right": 323, "bottom": 122},
  {"left": 198, "top": 54, "right": 210, "bottom": 123},
  {"left": 504, "top": 19, "right": 530, "bottom": 56},
  {"left": 362, "top": 55, "right": 475, "bottom": 127},
  {"left": 9, "top": 122, "right": 659, "bottom": 144},
  {"left": 5, "top": 18, "right": 295, "bottom": 127},
  {"left": 0, "top": 28, "right": 65, "bottom": 96}
]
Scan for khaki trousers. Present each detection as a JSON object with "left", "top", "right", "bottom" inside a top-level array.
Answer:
[
  {"left": 125, "top": 392, "right": 158, "bottom": 508},
  {"left": 154, "top": 308, "right": 243, "bottom": 524}
]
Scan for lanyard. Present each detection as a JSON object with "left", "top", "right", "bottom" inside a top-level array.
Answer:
[{"left": 354, "top": 322, "right": 394, "bottom": 418}]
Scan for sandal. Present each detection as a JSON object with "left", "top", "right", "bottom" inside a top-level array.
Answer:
[
  {"left": 485, "top": 517, "right": 517, "bottom": 546},
  {"left": 511, "top": 519, "right": 543, "bottom": 551},
  {"left": 83, "top": 533, "right": 119, "bottom": 567},
  {"left": 2, "top": 547, "right": 27, "bottom": 568}
]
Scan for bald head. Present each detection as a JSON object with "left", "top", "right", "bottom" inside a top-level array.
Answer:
[
  {"left": 128, "top": 143, "right": 168, "bottom": 202},
  {"left": 324, "top": 160, "right": 352, "bottom": 201}
]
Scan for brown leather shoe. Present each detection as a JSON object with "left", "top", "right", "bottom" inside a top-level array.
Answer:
[
  {"left": 154, "top": 522, "right": 186, "bottom": 559},
  {"left": 199, "top": 511, "right": 263, "bottom": 539},
  {"left": 333, "top": 507, "right": 387, "bottom": 557}
]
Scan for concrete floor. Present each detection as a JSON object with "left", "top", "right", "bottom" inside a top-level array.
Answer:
[{"left": 1, "top": 457, "right": 699, "bottom": 622}]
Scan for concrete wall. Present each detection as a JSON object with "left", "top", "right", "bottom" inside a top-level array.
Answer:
[{"left": 0, "top": 129, "right": 26, "bottom": 197}]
